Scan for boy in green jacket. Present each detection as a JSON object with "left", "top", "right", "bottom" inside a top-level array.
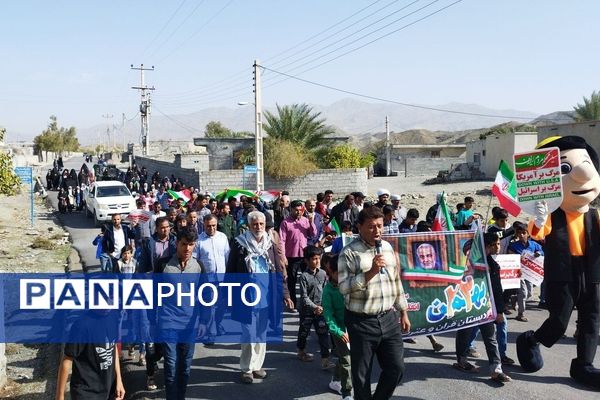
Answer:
[{"left": 322, "top": 253, "right": 353, "bottom": 400}]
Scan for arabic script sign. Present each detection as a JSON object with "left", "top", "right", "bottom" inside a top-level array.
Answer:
[
  {"left": 513, "top": 147, "right": 563, "bottom": 215},
  {"left": 520, "top": 251, "right": 544, "bottom": 286},
  {"left": 493, "top": 254, "right": 521, "bottom": 290}
]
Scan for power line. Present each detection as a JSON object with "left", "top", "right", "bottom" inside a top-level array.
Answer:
[
  {"left": 124, "top": 112, "right": 140, "bottom": 122},
  {"left": 153, "top": 81, "right": 252, "bottom": 107},
  {"left": 269, "top": 0, "right": 413, "bottom": 70},
  {"left": 154, "top": 0, "right": 399, "bottom": 101},
  {"left": 146, "top": 0, "right": 207, "bottom": 60},
  {"left": 262, "top": 0, "right": 461, "bottom": 90},
  {"left": 260, "top": 66, "right": 546, "bottom": 121},
  {"left": 158, "top": 0, "right": 235, "bottom": 64},
  {"left": 158, "top": 0, "right": 448, "bottom": 105},
  {"left": 265, "top": 0, "right": 392, "bottom": 66},
  {"left": 153, "top": 105, "right": 204, "bottom": 134},
  {"left": 358, "top": 123, "right": 385, "bottom": 135},
  {"left": 137, "top": 0, "right": 188, "bottom": 60}
]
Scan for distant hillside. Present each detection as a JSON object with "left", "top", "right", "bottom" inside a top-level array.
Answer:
[
  {"left": 530, "top": 111, "right": 576, "bottom": 126},
  {"left": 355, "top": 121, "right": 539, "bottom": 152},
  {"left": 75, "top": 98, "right": 539, "bottom": 145}
]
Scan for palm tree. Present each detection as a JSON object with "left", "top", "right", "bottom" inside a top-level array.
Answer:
[
  {"left": 574, "top": 91, "right": 600, "bottom": 121},
  {"left": 263, "top": 103, "right": 335, "bottom": 149}
]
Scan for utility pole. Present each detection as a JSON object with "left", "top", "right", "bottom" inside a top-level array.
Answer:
[
  {"left": 102, "top": 113, "right": 113, "bottom": 152},
  {"left": 131, "top": 64, "right": 155, "bottom": 156},
  {"left": 253, "top": 59, "right": 264, "bottom": 192},
  {"left": 385, "top": 115, "right": 391, "bottom": 176},
  {"left": 121, "top": 113, "right": 126, "bottom": 151}
]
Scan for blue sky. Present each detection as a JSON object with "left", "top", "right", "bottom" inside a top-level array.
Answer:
[{"left": 1, "top": 0, "right": 597, "bottom": 141}]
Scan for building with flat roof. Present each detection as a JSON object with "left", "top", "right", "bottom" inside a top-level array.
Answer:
[
  {"left": 466, "top": 131, "right": 538, "bottom": 178},
  {"left": 537, "top": 120, "right": 600, "bottom": 152}
]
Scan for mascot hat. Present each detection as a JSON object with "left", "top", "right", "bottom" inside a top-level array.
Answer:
[{"left": 536, "top": 135, "right": 599, "bottom": 171}]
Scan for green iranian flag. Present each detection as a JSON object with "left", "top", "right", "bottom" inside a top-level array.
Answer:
[
  {"left": 492, "top": 160, "right": 521, "bottom": 217},
  {"left": 326, "top": 218, "right": 341, "bottom": 236}
]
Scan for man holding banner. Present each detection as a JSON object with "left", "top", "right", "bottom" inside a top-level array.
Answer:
[{"left": 339, "top": 207, "right": 410, "bottom": 400}]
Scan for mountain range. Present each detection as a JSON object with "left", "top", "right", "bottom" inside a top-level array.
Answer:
[{"left": 73, "top": 98, "right": 574, "bottom": 146}]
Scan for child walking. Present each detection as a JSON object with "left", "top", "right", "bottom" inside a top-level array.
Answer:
[
  {"left": 92, "top": 226, "right": 112, "bottom": 273},
  {"left": 56, "top": 310, "right": 125, "bottom": 400},
  {"left": 454, "top": 232, "right": 512, "bottom": 383},
  {"left": 322, "top": 253, "right": 353, "bottom": 400},
  {"left": 508, "top": 221, "right": 544, "bottom": 322},
  {"left": 117, "top": 245, "right": 146, "bottom": 366},
  {"left": 297, "top": 245, "right": 335, "bottom": 369}
]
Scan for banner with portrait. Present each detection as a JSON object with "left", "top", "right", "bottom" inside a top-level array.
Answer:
[{"left": 382, "top": 229, "right": 496, "bottom": 337}]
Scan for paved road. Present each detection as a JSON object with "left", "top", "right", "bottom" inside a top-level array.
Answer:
[{"left": 49, "top": 158, "right": 599, "bottom": 399}]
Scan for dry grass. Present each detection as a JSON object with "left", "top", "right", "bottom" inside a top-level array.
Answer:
[{"left": 30, "top": 237, "right": 54, "bottom": 250}]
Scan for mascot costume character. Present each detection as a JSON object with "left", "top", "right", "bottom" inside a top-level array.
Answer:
[{"left": 516, "top": 135, "right": 600, "bottom": 389}]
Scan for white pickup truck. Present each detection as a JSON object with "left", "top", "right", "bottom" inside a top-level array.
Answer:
[{"left": 85, "top": 180, "right": 136, "bottom": 226}]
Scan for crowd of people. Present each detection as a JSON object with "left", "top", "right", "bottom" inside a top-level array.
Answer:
[{"left": 55, "top": 160, "right": 551, "bottom": 400}]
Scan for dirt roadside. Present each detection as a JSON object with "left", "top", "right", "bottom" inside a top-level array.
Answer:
[{"left": 0, "top": 186, "right": 81, "bottom": 399}]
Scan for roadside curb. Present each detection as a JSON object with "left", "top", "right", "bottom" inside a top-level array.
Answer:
[{"left": 43, "top": 195, "right": 86, "bottom": 274}]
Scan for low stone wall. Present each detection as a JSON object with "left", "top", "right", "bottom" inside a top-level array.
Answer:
[
  {"left": 393, "top": 157, "right": 463, "bottom": 177},
  {"left": 135, "top": 155, "right": 368, "bottom": 198},
  {"left": 201, "top": 168, "right": 368, "bottom": 199},
  {"left": 135, "top": 156, "right": 201, "bottom": 187}
]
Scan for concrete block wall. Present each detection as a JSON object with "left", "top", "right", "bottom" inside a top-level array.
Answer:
[
  {"left": 200, "top": 170, "right": 253, "bottom": 193},
  {"left": 134, "top": 154, "right": 368, "bottom": 199},
  {"left": 393, "top": 157, "right": 463, "bottom": 177},
  {"left": 175, "top": 153, "right": 210, "bottom": 171},
  {"left": 200, "top": 168, "right": 368, "bottom": 199},
  {"left": 135, "top": 156, "right": 200, "bottom": 187}
]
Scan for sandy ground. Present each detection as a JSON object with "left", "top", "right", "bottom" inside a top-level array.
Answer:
[
  {"left": 367, "top": 175, "right": 506, "bottom": 222},
  {"left": 0, "top": 188, "right": 74, "bottom": 399}
]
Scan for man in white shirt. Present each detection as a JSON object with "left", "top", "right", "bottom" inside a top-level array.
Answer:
[
  {"left": 194, "top": 214, "right": 230, "bottom": 342},
  {"left": 390, "top": 194, "right": 408, "bottom": 224},
  {"left": 149, "top": 201, "right": 166, "bottom": 235}
]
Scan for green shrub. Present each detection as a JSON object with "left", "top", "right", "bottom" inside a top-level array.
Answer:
[
  {"left": 315, "top": 144, "right": 375, "bottom": 169},
  {"left": 264, "top": 138, "right": 317, "bottom": 179}
]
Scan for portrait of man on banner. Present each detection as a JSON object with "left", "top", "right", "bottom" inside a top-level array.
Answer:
[{"left": 413, "top": 242, "right": 443, "bottom": 271}]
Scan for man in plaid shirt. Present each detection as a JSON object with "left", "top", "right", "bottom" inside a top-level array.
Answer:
[{"left": 338, "top": 206, "right": 411, "bottom": 400}]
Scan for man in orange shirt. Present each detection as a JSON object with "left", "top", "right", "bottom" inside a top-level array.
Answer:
[{"left": 517, "top": 136, "right": 600, "bottom": 389}]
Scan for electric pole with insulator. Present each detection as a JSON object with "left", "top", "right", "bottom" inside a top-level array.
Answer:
[
  {"left": 131, "top": 64, "right": 155, "bottom": 156},
  {"left": 253, "top": 59, "right": 264, "bottom": 192}
]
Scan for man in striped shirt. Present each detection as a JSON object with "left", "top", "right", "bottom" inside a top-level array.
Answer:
[{"left": 338, "top": 206, "right": 411, "bottom": 400}]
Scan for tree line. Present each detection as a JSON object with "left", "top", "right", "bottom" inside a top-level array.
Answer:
[
  {"left": 205, "top": 103, "right": 374, "bottom": 179},
  {"left": 33, "top": 115, "right": 80, "bottom": 162}
]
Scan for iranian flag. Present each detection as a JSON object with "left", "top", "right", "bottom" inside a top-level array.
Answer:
[
  {"left": 432, "top": 192, "right": 454, "bottom": 232},
  {"left": 167, "top": 189, "right": 191, "bottom": 204},
  {"left": 326, "top": 218, "right": 341, "bottom": 236},
  {"left": 492, "top": 160, "right": 521, "bottom": 217}
]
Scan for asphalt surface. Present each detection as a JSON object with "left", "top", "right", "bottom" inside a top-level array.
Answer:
[{"left": 48, "top": 157, "right": 600, "bottom": 400}]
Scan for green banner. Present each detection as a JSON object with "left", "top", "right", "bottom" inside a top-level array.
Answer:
[{"left": 383, "top": 230, "right": 496, "bottom": 337}]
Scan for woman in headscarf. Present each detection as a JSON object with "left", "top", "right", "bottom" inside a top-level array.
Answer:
[
  {"left": 59, "top": 169, "right": 70, "bottom": 191},
  {"left": 46, "top": 169, "right": 53, "bottom": 190}
]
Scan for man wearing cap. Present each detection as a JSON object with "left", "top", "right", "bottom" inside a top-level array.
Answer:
[
  {"left": 517, "top": 135, "right": 600, "bottom": 389},
  {"left": 374, "top": 189, "right": 390, "bottom": 209},
  {"left": 390, "top": 194, "right": 407, "bottom": 224}
]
